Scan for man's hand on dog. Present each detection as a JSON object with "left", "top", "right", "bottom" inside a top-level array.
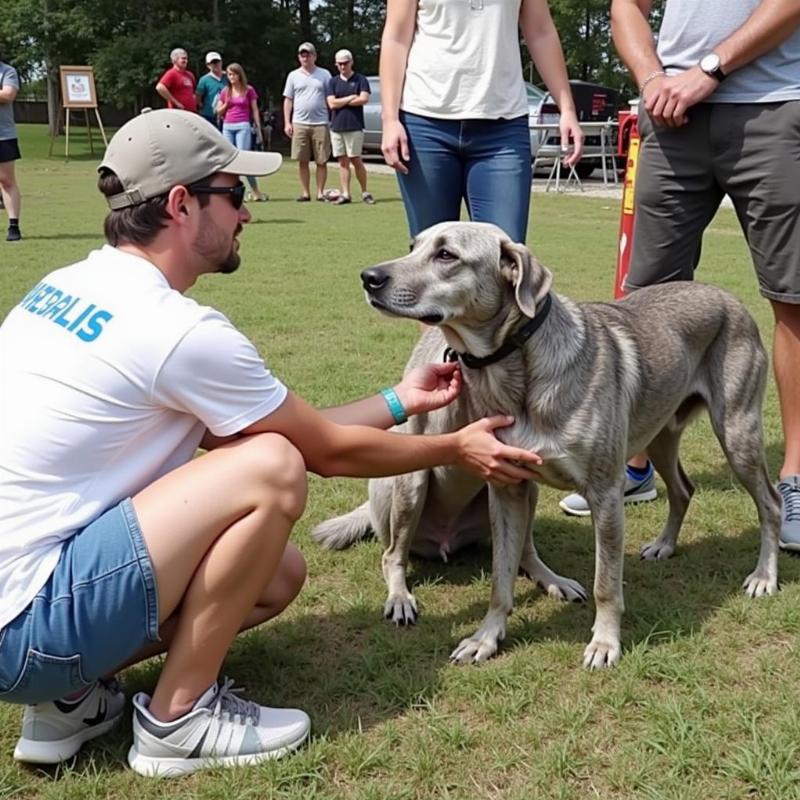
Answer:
[
  {"left": 455, "top": 416, "right": 542, "bottom": 485},
  {"left": 395, "top": 361, "right": 463, "bottom": 416}
]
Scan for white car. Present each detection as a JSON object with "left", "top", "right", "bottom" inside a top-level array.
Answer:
[{"left": 362, "top": 77, "right": 547, "bottom": 160}]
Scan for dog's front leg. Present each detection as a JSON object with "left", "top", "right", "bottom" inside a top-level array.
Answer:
[
  {"left": 583, "top": 488, "right": 626, "bottom": 669},
  {"left": 382, "top": 470, "right": 429, "bottom": 625},
  {"left": 450, "top": 482, "right": 531, "bottom": 664}
]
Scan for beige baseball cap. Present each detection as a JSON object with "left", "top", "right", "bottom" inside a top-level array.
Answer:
[
  {"left": 334, "top": 49, "right": 353, "bottom": 63},
  {"left": 297, "top": 42, "right": 316, "bottom": 54},
  {"left": 99, "top": 108, "right": 282, "bottom": 210},
  {"left": 205, "top": 51, "right": 222, "bottom": 64}
]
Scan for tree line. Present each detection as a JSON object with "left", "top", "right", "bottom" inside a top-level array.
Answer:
[{"left": 1, "top": 0, "right": 663, "bottom": 131}]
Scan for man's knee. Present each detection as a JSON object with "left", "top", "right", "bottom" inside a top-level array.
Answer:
[
  {"left": 338, "top": 156, "right": 350, "bottom": 167},
  {"left": 238, "top": 433, "right": 308, "bottom": 521}
]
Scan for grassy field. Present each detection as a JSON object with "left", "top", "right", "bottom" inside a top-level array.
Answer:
[{"left": 2, "top": 124, "right": 800, "bottom": 800}]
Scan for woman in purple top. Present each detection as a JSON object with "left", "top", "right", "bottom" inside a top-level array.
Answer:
[{"left": 216, "top": 63, "right": 268, "bottom": 202}]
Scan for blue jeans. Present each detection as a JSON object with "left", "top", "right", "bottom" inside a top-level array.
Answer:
[
  {"left": 397, "top": 112, "right": 532, "bottom": 243},
  {"left": 0, "top": 499, "right": 159, "bottom": 704},
  {"left": 222, "top": 122, "right": 260, "bottom": 191}
]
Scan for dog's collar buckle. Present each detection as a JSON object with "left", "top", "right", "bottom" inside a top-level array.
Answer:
[{"left": 442, "top": 293, "right": 553, "bottom": 370}]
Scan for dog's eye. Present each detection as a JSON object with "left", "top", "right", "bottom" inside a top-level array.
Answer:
[{"left": 436, "top": 248, "right": 456, "bottom": 261}]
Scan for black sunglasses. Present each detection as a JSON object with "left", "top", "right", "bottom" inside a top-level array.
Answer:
[{"left": 188, "top": 182, "right": 246, "bottom": 209}]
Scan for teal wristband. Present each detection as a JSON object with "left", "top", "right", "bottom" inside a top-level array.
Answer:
[{"left": 380, "top": 387, "right": 408, "bottom": 425}]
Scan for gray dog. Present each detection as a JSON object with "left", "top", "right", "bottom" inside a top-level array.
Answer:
[{"left": 313, "top": 221, "right": 781, "bottom": 668}]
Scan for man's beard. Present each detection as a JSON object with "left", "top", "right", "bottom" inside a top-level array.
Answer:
[
  {"left": 193, "top": 218, "right": 242, "bottom": 274},
  {"left": 216, "top": 247, "right": 240, "bottom": 274}
]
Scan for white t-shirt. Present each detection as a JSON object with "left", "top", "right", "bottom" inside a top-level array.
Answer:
[
  {"left": 401, "top": 0, "right": 528, "bottom": 120},
  {"left": 0, "top": 246, "right": 288, "bottom": 630}
]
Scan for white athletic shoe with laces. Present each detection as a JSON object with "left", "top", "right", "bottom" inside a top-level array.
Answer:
[
  {"left": 559, "top": 463, "right": 658, "bottom": 517},
  {"left": 13, "top": 678, "right": 125, "bottom": 764},
  {"left": 778, "top": 475, "right": 800, "bottom": 552},
  {"left": 127, "top": 677, "right": 310, "bottom": 778}
]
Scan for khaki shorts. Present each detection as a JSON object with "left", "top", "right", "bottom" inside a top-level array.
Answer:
[
  {"left": 627, "top": 101, "right": 800, "bottom": 304},
  {"left": 331, "top": 130, "right": 364, "bottom": 159},
  {"left": 291, "top": 123, "right": 331, "bottom": 164}
]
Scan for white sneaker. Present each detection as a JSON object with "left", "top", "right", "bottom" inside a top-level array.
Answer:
[
  {"left": 778, "top": 475, "right": 800, "bottom": 552},
  {"left": 127, "top": 677, "right": 310, "bottom": 778},
  {"left": 13, "top": 678, "right": 125, "bottom": 764},
  {"left": 559, "top": 463, "right": 658, "bottom": 517}
]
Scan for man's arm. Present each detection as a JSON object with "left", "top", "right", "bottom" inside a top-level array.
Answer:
[
  {"left": 349, "top": 90, "right": 370, "bottom": 107},
  {"left": 155, "top": 75, "right": 182, "bottom": 109},
  {"left": 283, "top": 96, "right": 294, "bottom": 136},
  {"left": 614, "top": 0, "right": 800, "bottom": 127},
  {"left": 327, "top": 93, "right": 357, "bottom": 109},
  {"left": 241, "top": 391, "right": 542, "bottom": 484},
  {"left": 0, "top": 83, "right": 18, "bottom": 104}
]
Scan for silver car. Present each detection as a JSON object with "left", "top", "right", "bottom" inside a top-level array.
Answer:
[{"left": 362, "top": 77, "right": 547, "bottom": 159}]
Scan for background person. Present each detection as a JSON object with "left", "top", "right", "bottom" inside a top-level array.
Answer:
[
  {"left": 326, "top": 49, "right": 374, "bottom": 205},
  {"left": 216, "top": 62, "right": 267, "bottom": 202},
  {"left": 0, "top": 109, "right": 543, "bottom": 778},
  {"left": 379, "top": 0, "right": 583, "bottom": 243},
  {"left": 282, "top": 42, "right": 331, "bottom": 202},
  {"left": 0, "top": 53, "right": 21, "bottom": 242},
  {"left": 196, "top": 51, "right": 228, "bottom": 129},
  {"left": 559, "top": 0, "right": 800, "bottom": 549},
  {"left": 155, "top": 47, "right": 197, "bottom": 112}
]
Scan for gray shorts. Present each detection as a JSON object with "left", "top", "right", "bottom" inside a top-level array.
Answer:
[{"left": 627, "top": 101, "right": 800, "bottom": 304}]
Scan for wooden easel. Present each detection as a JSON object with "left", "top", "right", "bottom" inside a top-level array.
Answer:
[{"left": 49, "top": 66, "right": 109, "bottom": 160}]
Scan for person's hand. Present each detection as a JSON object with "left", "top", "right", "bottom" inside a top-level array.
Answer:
[
  {"left": 558, "top": 109, "right": 585, "bottom": 167},
  {"left": 455, "top": 416, "right": 543, "bottom": 486},
  {"left": 175, "top": 102, "right": 185, "bottom": 110},
  {"left": 284, "top": 123, "right": 294, "bottom": 137},
  {"left": 394, "top": 362, "right": 463, "bottom": 417},
  {"left": 382, "top": 119, "right": 410, "bottom": 174},
  {"left": 644, "top": 69, "right": 716, "bottom": 128}
]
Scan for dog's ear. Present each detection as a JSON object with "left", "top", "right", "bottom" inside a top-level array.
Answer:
[{"left": 499, "top": 239, "right": 553, "bottom": 317}]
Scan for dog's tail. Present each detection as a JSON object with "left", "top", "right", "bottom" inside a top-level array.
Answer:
[{"left": 312, "top": 501, "right": 373, "bottom": 550}]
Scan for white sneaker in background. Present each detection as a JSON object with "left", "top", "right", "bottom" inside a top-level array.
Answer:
[
  {"left": 14, "top": 678, "right": 125, "bottom": 764},
  {"left": 127, "top": 677, "right": 310, "bottom": 778}
]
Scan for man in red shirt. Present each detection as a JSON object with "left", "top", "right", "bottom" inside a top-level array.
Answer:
[{"left": 155, "top": 48, "right": 197, "bottom": 112}]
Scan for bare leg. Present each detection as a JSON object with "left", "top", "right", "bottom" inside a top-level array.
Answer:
[
  {"left": 131, "top": 433, "right": 307, "bottom": 721},
  {"left": 772, "top": 300, "right": 800, "bottom": 478},
  {"left": 298, "top": 161, "right": 311, "bottom": 199},
  {"left": 352, "top": 157, "right": 368, "bottom": 194},
  {"left": 113, "top": 543, "right": 306, "bottom": 671},
  {"left": 338, "top": 156, "right": 351, "bottom": 198},
  {"left": 0, "top": 160, "right": 21, "bottom": 220},
  {"left": 315, "top": 162, "right": 328, "bottom": 199}
]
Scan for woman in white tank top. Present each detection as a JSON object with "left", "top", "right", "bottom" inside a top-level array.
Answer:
[{"left": 379, "top": 0, "right": 583, "bottom": 242}]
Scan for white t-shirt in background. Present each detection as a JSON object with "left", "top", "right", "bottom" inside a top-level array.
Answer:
[{"left": 0, "top": 246, "right": 288, "bottom": 630}]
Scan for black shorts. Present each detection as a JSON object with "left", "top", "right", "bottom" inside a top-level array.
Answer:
[{"left": 0, "top": 138, "right": 21, "bottom": 164}]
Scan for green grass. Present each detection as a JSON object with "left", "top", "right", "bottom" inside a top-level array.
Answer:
[{"left": 2, "top": 123, "right": 800, "bottom": 799}]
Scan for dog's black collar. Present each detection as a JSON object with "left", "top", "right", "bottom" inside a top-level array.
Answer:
[{"left": 444, "top": 293, "right": 553, "bottom": 369}]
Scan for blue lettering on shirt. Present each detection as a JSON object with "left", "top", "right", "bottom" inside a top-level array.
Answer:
[{"left": 17, "top": 282, "right": 113, "bottom": 342}]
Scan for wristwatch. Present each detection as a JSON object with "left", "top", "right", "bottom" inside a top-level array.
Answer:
[{"left": 699, "top": 53, "right": 727, "bottom": 82}]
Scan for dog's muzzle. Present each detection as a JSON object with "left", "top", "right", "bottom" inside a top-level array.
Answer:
[{"left": 361, "top": 267, "right": 389, "bottom": 295}]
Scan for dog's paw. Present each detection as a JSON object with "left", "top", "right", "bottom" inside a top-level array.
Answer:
[
  {"left": 384, "top": 592, "right": 418, "bottom": 625},
  {"left": 582, "top": 636, "right": 621, "bottom": 670},
  {"left": 640, "top": 539, "right": 675, "bottom": 561},
  {"left": 742, "top": 571, "right": 779, "bottom": 598},
  {"left": 450, "top": 635, "right": 499, "bottom": 664},
  {"left": 538, "top": 575, "right": 587, "bottom": 603}
]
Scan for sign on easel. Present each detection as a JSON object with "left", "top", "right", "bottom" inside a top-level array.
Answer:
[{"left": 49, "top": 66, "right": 109, "bottom": 160}]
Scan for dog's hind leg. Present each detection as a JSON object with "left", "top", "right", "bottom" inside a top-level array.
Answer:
[
  {"left": 451, "top": 482, "right": 533, "bottom": 664},
  {"left": 382, "top": 470, "right": 430, "bottom": 625},
  {"left": 707, "top": 406, "right": 781, "bottom": 597},
  {"left": 520, "top": 533, "right": 587, "bottom": 602},
  {"left": 640, "top": 423, "right": 695, "bottom": 561}
]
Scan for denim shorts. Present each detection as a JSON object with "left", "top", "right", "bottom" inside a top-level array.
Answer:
[{"left": 0, "top": 499, "right": 159, "bottom": 705}]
